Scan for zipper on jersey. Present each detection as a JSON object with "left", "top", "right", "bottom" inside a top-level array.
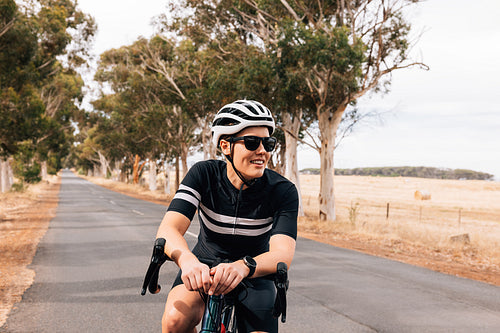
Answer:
[{"left": 233, "top": 183, "right": 244, "bottom": 235}]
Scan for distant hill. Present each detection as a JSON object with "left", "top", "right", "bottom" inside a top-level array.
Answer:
[{"left": 300, "top": 166, "right": 494, "bottom": 181}]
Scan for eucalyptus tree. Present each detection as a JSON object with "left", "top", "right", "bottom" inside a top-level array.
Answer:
[
  {"left": 156, "top": 2, "right": 256, "bottom": 154},
  {"left": 92, "top": 37, "right": 199, "bottom": 187},
  {"left": 159, "top": 0, "right": 316, "bottom": 216},
  {"left": 191, "top": 0, "right": 428, "bottom": 221},
  {"left": 92, "top": 40, "right": 164, "bottom": 181},
  {"left": 0, "top": 0, "right": 95, "bottom": 185},
  {"left": 132, "top": 36, "right": 199, "bottom": 179}
]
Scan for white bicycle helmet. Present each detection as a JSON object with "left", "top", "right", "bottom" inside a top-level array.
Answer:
[{"left": 212, "top": 100, "right": 275, "bottom": 147}]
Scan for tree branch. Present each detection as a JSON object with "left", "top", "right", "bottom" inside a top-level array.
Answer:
[
  {"left": 0, "top": 18, "right": 15, "bottom": 38},
  {"left": 280, "top": 0, "right": 300, "bottom": 21}
]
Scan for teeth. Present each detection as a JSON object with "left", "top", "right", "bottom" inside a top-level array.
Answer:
[{"left": 251, "top": 160, "right": 264, "bottom": 165}]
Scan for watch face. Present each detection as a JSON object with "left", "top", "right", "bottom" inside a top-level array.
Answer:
[{"left": 244, "top": 256, "right": 256, "bottom": 267}]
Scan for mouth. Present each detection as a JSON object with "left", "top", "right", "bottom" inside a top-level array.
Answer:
[{"left": 250, "top": 159, "right": 265, "bottom": 166}]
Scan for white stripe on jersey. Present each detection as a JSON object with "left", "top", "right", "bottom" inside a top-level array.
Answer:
[
  {"left": 179, "top": 184, "right": 201, "bottom": 201},
  {"left": 173, "top": 192, "right": 199, "bottom": 208},
  {"left": 200, "top": 203, "right": 273, "bottom": 225},
  {"left": 199, "top": 209, "right": 273, "bottom": 237}
]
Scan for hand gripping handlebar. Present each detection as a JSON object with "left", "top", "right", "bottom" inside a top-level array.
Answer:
[{"left": 140, "top": 238, "right": 171, "bottom": 295}]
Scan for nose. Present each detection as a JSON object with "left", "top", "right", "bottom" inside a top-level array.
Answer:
[{"left": 255, "top": 140, "right": 267, "bottom": 154}]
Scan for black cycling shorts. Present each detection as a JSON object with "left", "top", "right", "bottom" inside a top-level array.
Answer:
[{"left": 172, "top": 270, "right": 278, "bottom": 333}]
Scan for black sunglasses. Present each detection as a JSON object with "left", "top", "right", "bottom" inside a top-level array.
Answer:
[{"left": 226, "top": 136, "right": 277, "bottom": 152}]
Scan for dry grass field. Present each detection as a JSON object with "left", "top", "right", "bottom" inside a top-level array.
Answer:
[{"left": 299, "top": 175, "right": 500, "bottom": 281}]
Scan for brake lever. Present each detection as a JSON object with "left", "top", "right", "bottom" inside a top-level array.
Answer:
[{"left": 141, "top": 238, "right": 171, "bottom": 295}]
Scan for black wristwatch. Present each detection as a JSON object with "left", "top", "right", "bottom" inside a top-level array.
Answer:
[{"left": 242, "top": 256, "right": 257, "bottom": 278}]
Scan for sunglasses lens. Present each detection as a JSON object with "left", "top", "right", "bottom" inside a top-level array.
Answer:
[
  {"left": 263, "top": 137, "right": 277, "bottom": 152},
  {"left": 243, "top": 136, "right": 261, "bottom": 151}
]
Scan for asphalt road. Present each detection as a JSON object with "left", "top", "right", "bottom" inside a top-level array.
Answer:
[{"left": 2, "top": 170, "right": 500, "bottom": 332}]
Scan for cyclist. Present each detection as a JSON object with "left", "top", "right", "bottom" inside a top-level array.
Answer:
[{"left": 156, "top": 100, "right": 298, "bottom": 333}]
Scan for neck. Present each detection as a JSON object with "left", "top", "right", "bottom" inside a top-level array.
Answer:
[{"left": 226, "top": 161, "right": 248, "bottom": 190}]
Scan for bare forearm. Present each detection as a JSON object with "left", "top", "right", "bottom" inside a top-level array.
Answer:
[
  {"left": 252, "top": 235, "right": 296, "bottom": 278},
  {"left": 252, "top": 251, "right": 293, "bottom": 278},
  {"left": 156, "top": 212, "right": 197, "bottom": 267}
]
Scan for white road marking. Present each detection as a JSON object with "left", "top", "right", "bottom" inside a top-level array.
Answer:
[{"left": 132, "top": 210, "right": 144, "bottom": 216}]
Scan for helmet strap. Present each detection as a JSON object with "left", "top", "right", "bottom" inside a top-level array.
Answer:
[{"left": 225, "top": 143, "right": 256, "bottom": 188}]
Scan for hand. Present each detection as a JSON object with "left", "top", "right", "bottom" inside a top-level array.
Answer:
[
  {"left": 208, "top": 261, "right": 249, "bottom": 296},
  {"left": 179, "top": 254, "right": 211, "bottom": 293}
]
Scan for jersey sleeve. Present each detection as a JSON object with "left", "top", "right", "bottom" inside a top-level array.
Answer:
[
  {"left": 271, "top": 183, "right": 299, "bottom": 240},
  {"left": 166, "top": 162, "right": 203, "bottom": 220}
]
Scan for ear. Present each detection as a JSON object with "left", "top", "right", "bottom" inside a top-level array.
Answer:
[{"left": 219, "top": 139, "right": 231, "bottom": 156}]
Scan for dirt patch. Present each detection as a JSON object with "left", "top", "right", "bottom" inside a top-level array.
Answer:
[{"left": 0, "top": 176, "right": 61, "bottom": 327}]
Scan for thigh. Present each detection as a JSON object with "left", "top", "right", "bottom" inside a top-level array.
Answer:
[
  {"left": 236, "top": 278, "right": 278, "bottom": 333},
  {"left": 163, "top": 284, "right": 205, "bottom": 328}
]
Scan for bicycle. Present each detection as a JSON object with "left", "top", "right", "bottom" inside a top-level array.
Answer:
[{"left": 141, "top": 238, "right": 289, "bottom": 333}]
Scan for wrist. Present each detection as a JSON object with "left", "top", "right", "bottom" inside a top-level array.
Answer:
[
  {"left": 177, "top": 251, "right": 197, "bottom": 268},
  {"left": 237, "top": 260, "right": 251, "bottom": 277}
]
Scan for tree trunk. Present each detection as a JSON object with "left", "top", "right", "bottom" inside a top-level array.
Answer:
[
  {"left": 318, "top": 107, "right": 345, "bottom": 221},
  {"left": 133, "top": 154, "right": 141, "bottom": 184},
  {"left": 112, "top": 160, "right": 122, "bottom": 181},
  {"left": 282, "top": 111, "right": 304, "bottom": 216},
  {"left": 181, "top": 141, "right": 189, "bottom": 178},
  {"left": 200, "top": 116, "right": 216, "bottom": 160},
  {"left": 149, "top": 160, "right": 157, "bottom": 191},
  {"left": 175, "top": 156, "right": 180, "bottom": 191},
  {"left": 41, "top": 161, "right": 48, "bottom": 180},
  {"left": 1, "top": 158, "right": 12, "bottom": 192},
  {"left": 175, "top": 104, "right": 189, "bottom": 177},
  {"left": 98, "top": 151, "right": 109, "bottom": 178},
  {"left": 7, "top": 158, "right": 13, "bottom": 188},
  {"left": 163, "top": 162, "right": 171, "bottom": 195},
  {"left": 0, "top": 159, "right": 5, "bottom": 192}
]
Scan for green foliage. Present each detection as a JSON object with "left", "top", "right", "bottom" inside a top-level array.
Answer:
[
  {"left": 23, "top": 162, "right": 42, "bottom": 183},
  {"left": 276, "top": 20, "right": 365, "bottom": 108},
  {"left": 11, "top": 142, "right": 41, "bottom": 183},
  {"left": 0, "top": 0, "right": 95, "bottom": 180},
  {"left": 11, "top": 181, "right": 26, "bottom": 192}
]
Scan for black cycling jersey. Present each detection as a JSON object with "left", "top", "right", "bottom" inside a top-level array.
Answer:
[{"left": 167, "top": 159, "right": 298, "bottom": 261}]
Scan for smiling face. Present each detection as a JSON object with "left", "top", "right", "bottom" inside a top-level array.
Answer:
[{"left": 220, "top": 126, "right": 272, "bottom": 188}]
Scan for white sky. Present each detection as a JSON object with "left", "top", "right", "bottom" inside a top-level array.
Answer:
[{"left": 77, "top": 0, "right": 500, "bottom": 180}]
